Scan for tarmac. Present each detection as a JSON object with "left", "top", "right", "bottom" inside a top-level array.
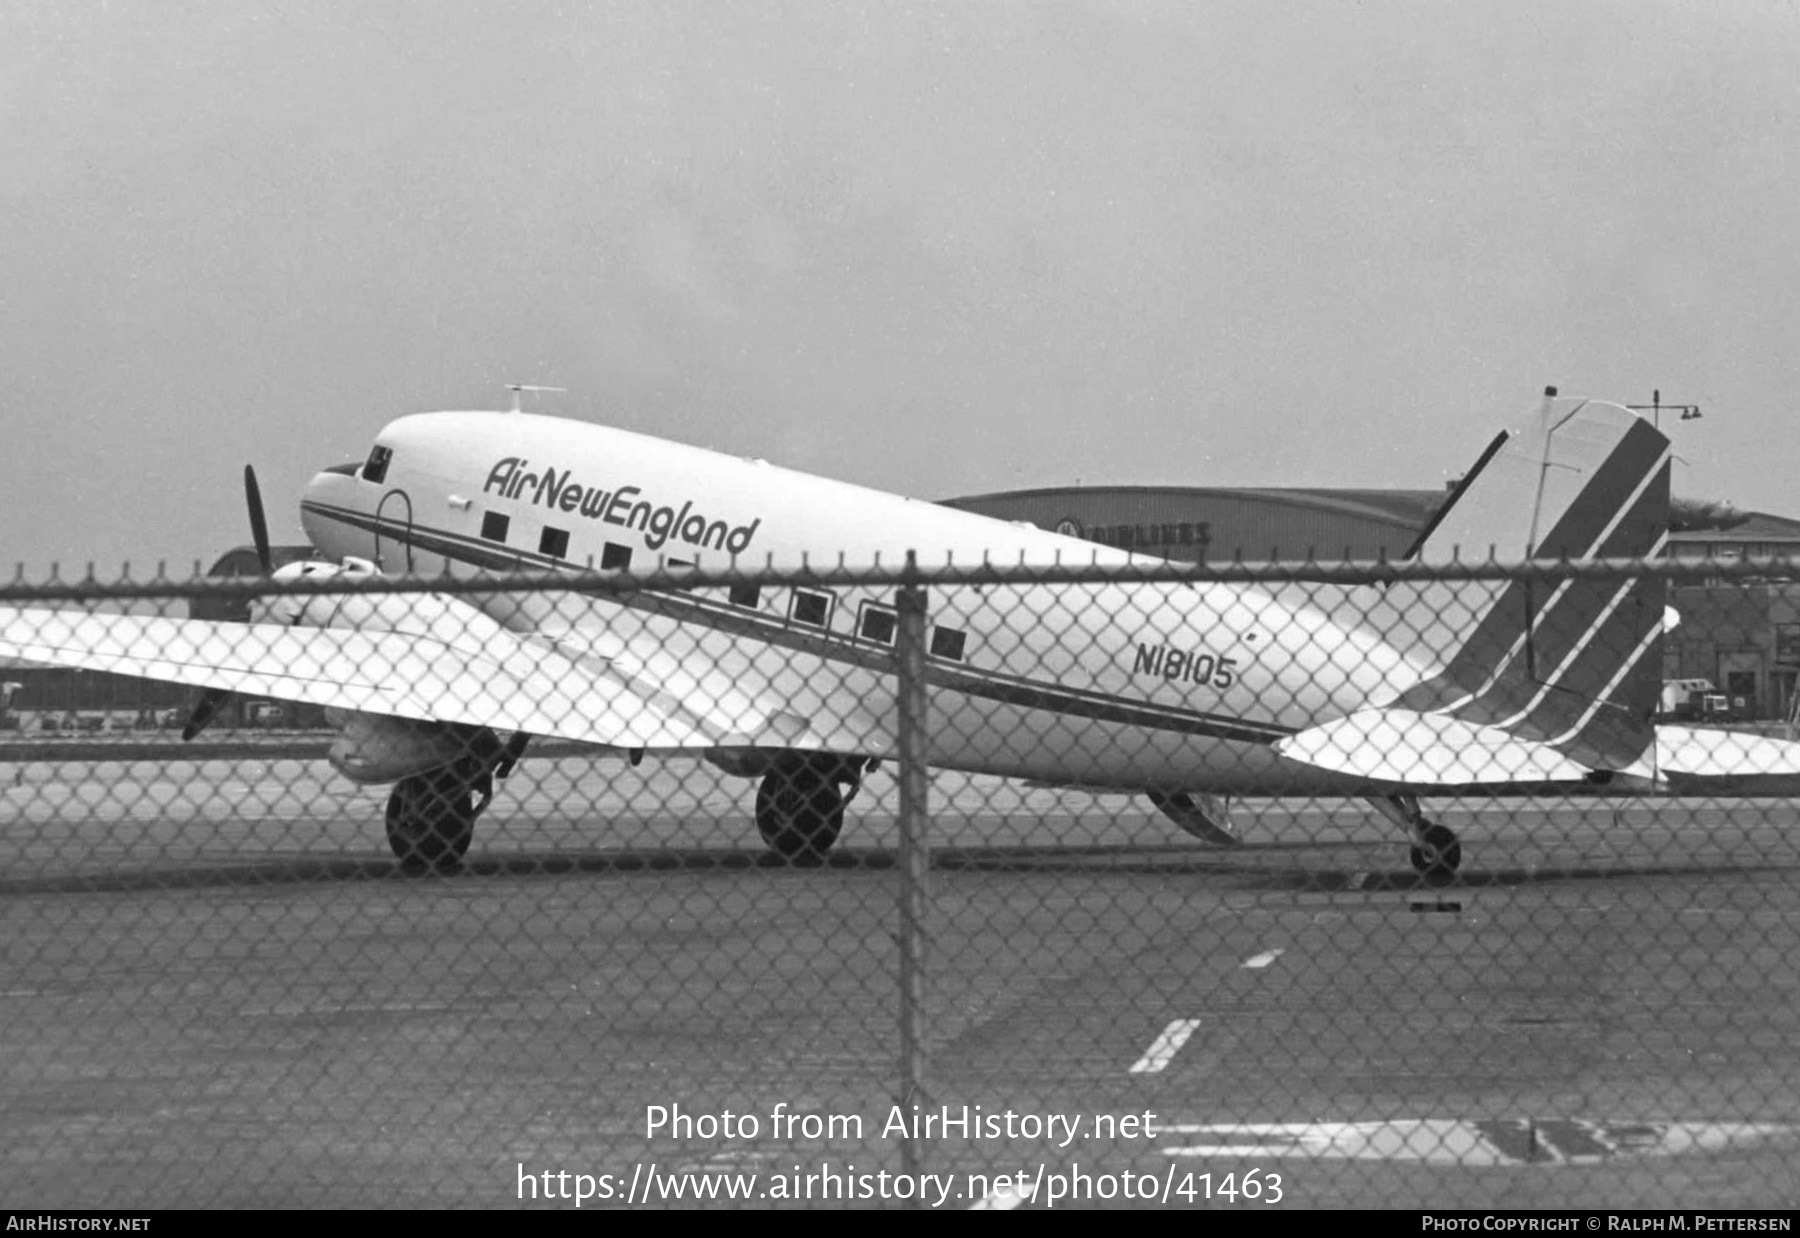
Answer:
[{"left": 1, "top": 743, "right": 1797, "bottom": 1208}]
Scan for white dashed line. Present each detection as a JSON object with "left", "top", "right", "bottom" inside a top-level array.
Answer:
[
  {"left": 1129, "top": 1018, "right": 1201, "bottom": 1074},
  {"left": 1241, "top": 949, "right": 1284, "bottom": 969},
  {"left": 971, "top": 1181, "right": 1031, "bottom": 1210}
]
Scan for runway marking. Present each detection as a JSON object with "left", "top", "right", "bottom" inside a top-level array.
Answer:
[
  {"left": 1159, "top": 1120, "right": 1798, "bottom": 1164},
  {"left": 1129, "top": 1018, "right": 1201, "bottom": 1074},
  {"left": 970, "top": 1180, "right": 1031, "bottom": 1210},
  {"left": 1241, "top": 948, "right": 1284, "bottom": 969}
]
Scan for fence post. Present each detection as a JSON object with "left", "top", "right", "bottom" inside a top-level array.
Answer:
[{"left": 895, "top": 551, "right": 931, "bottom": 1182}]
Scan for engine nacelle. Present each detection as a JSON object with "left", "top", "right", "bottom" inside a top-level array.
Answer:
[
  {"left": 704, "top": 747, "right": 777, "bottom": 779},
  {"left": 324, "top": 707, "right": 470, "bottom": 784},
  {"left": 245, "top": 559, "right": 518, "bottom": 788},
  {"left": 248, "top": 557, "right": 381, "bottom": 627}
]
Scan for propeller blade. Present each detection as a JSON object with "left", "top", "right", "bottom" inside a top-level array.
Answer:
[
  {"left": 181, "top": 688, "right": 233, "bottom": 742},
  {"left": 186, "top": 467, "right": 271, "bottom": 741},
  {"left": 244, "top": 465, "right": 272, "bottom": 575}
]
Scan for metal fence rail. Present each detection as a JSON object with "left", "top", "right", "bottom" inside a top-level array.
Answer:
[{"left": 1, "top": 556, "right": 1797, "bottom": 1208}]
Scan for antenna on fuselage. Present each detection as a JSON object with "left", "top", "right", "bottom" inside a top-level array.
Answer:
[{"left": 506, "top": 384, "right": 567, "bottom": 414}]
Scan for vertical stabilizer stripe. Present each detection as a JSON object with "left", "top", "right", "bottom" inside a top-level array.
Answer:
[{"left": 1390, "top": 413, "right": 1667, "bottom": 772}]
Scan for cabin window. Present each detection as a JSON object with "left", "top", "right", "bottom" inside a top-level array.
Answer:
[
  {"left": 790, "top": 589, "right": 834, "bottom": 628},
  {"left": 931, "top": 627, "right": 967, "bottom": 661},
  {"left": 363, "top": 444, "right": 392, "bottom": 485},
  {"left": 539, "top": 527, "right": 570, "bottom": 559},
  {"left": 601, "top": 543, "right": 632, "bottom": 570},
  {"left": 857, "top": 602, "right": 898, "bottom": 645},
  {"left": 729, "top": 583, "right": 761, "bottom": 609},
  {"left": 480, "top": 511, "right": 510, "bottom": 543}
]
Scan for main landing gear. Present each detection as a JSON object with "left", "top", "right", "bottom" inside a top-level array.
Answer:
[
  {"left": 754, "top": 755, "right": 870, "bottom": 865},
  {"left": 385, "top": 728, "right": 529, "bottom": 872},
  {"left": 1366, "top": 794, "right": 1462, "bottom": 886}
]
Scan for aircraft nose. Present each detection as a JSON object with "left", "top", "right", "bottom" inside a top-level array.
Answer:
[
  {"left": 301, "top": 461, "right": 372, "bottom": 559},
  {"left": 306, "top": 461, "right": 363, "bottom": 497}
]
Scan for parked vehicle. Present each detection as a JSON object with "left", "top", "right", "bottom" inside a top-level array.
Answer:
[{"left": 1659, "top": 678, "right": 1717, "bottom": 721}]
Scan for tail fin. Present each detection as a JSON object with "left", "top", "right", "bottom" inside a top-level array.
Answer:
[{"left": 1392, "top": 388, "right": 1671, "bottom": 770}]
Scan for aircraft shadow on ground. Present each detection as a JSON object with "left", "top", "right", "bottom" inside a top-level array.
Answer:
[{"left": 0, "top": 841, "right": 1786, "bottom": 896}]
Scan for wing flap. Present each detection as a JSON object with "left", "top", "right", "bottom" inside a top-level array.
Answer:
[
  {"left": 598, "top": 638, "right": 890, "bottom": 753},
  {"left": 524, "top": 593, "right": 900, "bottom": 756}
]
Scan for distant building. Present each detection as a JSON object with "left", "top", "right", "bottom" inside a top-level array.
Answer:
[
  {"left": 0, "top": 657, "right": 189, "bottom": 730},
  {"left": 945, "top": 486, "right": 1800, "bottom": 565},
  {"left": 945, "top": 486, "right": 1443, "bottom": 561},
  {"left": 1664, "top": 511, "right": 1800, "bottom": 573},
  {"left": 1664, "top": 586, "right": 1800, "bottom": 724}
]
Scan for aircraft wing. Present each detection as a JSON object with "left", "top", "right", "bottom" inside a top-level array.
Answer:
[
  {"left": 525, "top": 598, "right": 898, "bottom": 755},
  {"left": 0, "top": 595, "right": 901, "bottom": 758},
  {"left": 0, "top": 605, "right": 717, "bottom": 749}
]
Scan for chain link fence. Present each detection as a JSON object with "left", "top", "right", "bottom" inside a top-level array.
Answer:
[{"left": 2, "top": 557, "right": 1797, "bottom": 1208}]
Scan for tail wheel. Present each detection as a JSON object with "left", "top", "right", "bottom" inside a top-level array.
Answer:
[
  {"left": 385, "top": 765, "right": 477, "bottom": 872},
  {"left": 755, "top": 768, "right": 845, "bottom": 865},
  {"left": 1409, "top": 822, "right": 1462, "bottom": 887}
]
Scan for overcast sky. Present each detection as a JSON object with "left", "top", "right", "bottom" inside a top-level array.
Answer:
[{"left": 3, "top": 1, "right": 1797, "bottom": 571}]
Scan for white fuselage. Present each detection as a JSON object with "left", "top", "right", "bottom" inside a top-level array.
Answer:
[{"left": 300, "top": 411, "right": 1434, "bottom": 794}]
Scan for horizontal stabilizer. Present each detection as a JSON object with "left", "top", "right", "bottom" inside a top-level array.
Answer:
[
  {"left": 1276, "top": 709, "right": 1598, "bottom": 786},
  {"left": 1277, "top": 713, "right": 1800, "bottom": 794},
  {"left": 1653, "top": 725, "right": 1800, "bottom": 795}
]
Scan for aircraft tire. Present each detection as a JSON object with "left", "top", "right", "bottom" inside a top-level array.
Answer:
[
  {"left": 385, "top": 767, "right": 476, "bottom": 872},
  {"left": 755, "top": 769, "right": 844, "bottom": 865},
  {"left": 1409, "top": 822, "right": 1461, "bottom": 886}
]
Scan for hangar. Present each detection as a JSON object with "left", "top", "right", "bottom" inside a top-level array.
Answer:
[{"left": 942, "top": 485, "right": 1446, "bottom": 562}]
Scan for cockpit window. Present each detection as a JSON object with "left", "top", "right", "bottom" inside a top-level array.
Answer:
[
  {"left": 363, "top": 444, "right": 393, "bottom": 484},
  {"left": 322, "top": 462, "right": 360, "bottom": 477}
]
